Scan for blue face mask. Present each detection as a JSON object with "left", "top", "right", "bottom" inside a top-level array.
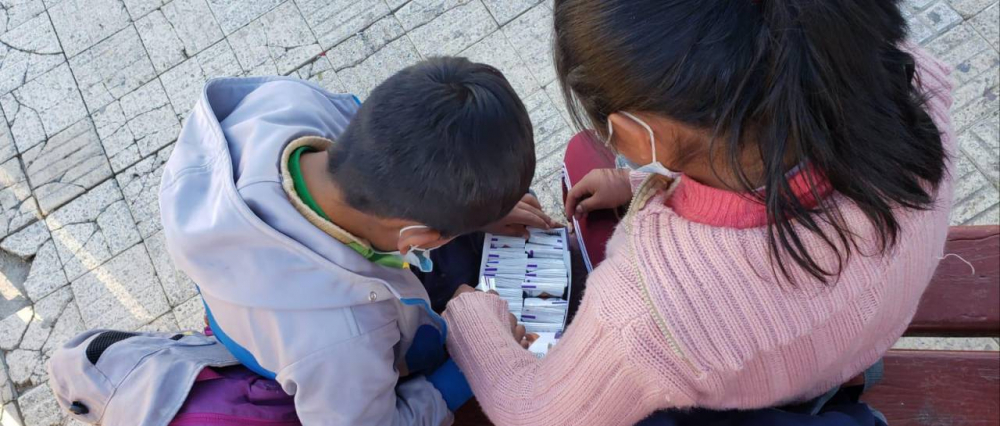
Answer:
[
  {"left": 374, "top": 225, "right": 436, "bottom": 272},
  {"left": 607, "top": 112, "right": 682, "bottom": 179}
]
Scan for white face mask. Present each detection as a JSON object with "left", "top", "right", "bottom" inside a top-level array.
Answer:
[
  {"left": 607, "top": 111, "right": 681, "bottom": 179},
  {"left": 373, "top": 225, "right": 436, "bottom": 272}
]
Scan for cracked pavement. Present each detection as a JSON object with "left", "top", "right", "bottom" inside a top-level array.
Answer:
[{"left": 0, "top": 0, "right": 997, "bottom": 424}]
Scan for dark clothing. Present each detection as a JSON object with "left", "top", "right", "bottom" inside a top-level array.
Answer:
[{"left": 412, "top": 232, "right": 486, "bottom": 313}]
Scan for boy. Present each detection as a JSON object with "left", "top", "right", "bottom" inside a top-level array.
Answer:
[{"left": 159, "top": 57, "right": 536, "bottom": 425}]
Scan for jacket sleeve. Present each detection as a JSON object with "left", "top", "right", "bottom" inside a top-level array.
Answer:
[{"left": 276, "top": 320, "right": 457, "bottom": 426}]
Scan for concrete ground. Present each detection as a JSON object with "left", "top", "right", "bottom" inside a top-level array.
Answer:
[{"left": 0, "top": 0, "right": 997, "bottom": 424}]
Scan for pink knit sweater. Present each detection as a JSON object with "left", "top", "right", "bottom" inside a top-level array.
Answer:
[{"left": 443, "top": 47, "right": 955, "bottom": 426}]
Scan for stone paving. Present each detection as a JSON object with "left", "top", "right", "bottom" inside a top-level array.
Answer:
[{"left": 0, "top": 0, "right": 996, "bottom": 424}]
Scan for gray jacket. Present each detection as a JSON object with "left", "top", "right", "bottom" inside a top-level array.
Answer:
[
  {"left": 159, "top": 77, "right": 467, "bottom": 426},
  {"left": 49, "top": 330, "right": 239, "bottom": 426}
]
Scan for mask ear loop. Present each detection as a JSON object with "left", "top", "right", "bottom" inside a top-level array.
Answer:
[
  {"left": 400, "top": 225, "right": 429, "bottom": 234},
  {"left": 399, "top": 225, "right": 432, "bottom": 254},
  {"left": 604, "top": 117, "right": 621, "bottom": 157},
  {"left": 619, "top": 111, "right": 658, "bottom": 166}
]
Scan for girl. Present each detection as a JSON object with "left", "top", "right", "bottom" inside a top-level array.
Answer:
[{"left": 444, "top": 0, "right": 955, "bottom": 425}]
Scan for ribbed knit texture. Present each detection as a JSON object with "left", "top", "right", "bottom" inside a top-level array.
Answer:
[{"left": 443, "top": 46, "right": 956, "bottom": 426}]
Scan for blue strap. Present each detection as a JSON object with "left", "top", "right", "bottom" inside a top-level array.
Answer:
[
  {"left": 203, "top": 299, "right": 277, "bottom": 380},
  {"left": 426, "top": 358, "right": 472, "bottom": 412}
]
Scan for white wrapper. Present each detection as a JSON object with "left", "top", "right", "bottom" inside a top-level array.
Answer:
[
  {"left": 480, "top": 228, "right": 571, "bottom": 353},
  {"left": 528, "top": 331, "right": 562, "bottom": 358}
]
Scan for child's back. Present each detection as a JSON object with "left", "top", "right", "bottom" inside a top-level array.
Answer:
[{"left": 159, "top": 58, "right": 535, "bottom": 425}]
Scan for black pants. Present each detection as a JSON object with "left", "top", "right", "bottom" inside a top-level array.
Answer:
[{"left": 411, "top": 232, "right": 486, "bottom": 313}]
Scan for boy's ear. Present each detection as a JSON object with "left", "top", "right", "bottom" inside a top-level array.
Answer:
[{"left": 397, "top": 227, "right": 444, "bottom": 254}]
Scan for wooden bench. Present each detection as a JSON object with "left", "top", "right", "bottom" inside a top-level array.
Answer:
[
  {"left": 454, "top": 225, "right": 1000, "bottom": 425},
  {"left": 861, "top": 225, "right": 999, "bottom": 426}
]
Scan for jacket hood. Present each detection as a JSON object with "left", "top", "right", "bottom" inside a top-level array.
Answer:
[{"left": 159, "top": 77, "right": 430, "bottom": 311}]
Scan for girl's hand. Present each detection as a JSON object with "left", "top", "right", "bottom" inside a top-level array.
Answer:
[
  {"left": 451, "top": 284, "right": 537, "bottom": 348},
  {"left": 564, "top": 168, "right": 632, "bottom": 220},
  {"left": 485, "top": 194, "right": 558, "bottom": 237}
]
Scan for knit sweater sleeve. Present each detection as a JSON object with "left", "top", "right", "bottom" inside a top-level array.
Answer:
[{"left": 443, "top": 291, "right": 660, "bottom": 426}]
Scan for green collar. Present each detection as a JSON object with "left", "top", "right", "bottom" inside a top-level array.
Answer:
[{"left": 288, "top": 146, "right": 408, "bottom": 269}]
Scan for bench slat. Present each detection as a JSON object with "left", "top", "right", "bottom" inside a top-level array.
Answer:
[
  {"left": 863, "top": 350, "right": 1000, "bottom": 426},
  {"left": 905, "top": 226, "right": 1000, "bottom": 337}
]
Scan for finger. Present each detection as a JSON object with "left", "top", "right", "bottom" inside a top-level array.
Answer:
[
  {"left": 513, "top": 324, "right": 526, "bottom": 342},
  {"left": 525, "top": 333, "right": 540, "bottom": 344},
  {"left": 574, "top": 196, "right": 604, "bottom": 219},
  {"left": 493, "top": 223, "right": 528, "bottom": 238},
  {"left": 533, "top": 205, "right": 559, "bottom": 228},
  {"left": 517, "top": 203, "right": 554, "bottom": 229},
  {"left": 500, "top": 224, "right": 529, "bottom": 240},
  {"left": 564, "top": 184, "right": 594, "bottom": 220},
  {"left": 507, "top": 208, "right": 550, "bottom": 230},
  {"left": 522, "top": 193, "right": 543, "bottom": 210},
  {"left": 508, "top": 313, "right": 517, "bottom": 333},
  {"left": 516, "top": 225, "right": 530, "bottom": 240}
]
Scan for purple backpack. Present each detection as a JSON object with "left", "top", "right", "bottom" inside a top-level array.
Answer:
[
  {"left": 170, "top": 366, "right": 299, "bottom": 426},
  {"left": 50, "top": 328, "right": 299, "bottom": 426}
]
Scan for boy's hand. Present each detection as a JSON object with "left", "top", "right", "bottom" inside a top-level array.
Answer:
[
  {"left": 485, "top": 194, "right": 558, "bottom": 238},
  {"left": 564, "top": 168, "right": 632, "bottom": 220},
  {"left": 450, "top": 284, "right": 537, "bottom": 348}
]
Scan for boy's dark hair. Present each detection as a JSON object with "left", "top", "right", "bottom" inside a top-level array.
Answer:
[
  {"left": 554, "top": 0, "right": 946, "bottom": 285},
  {"left": 328, "top": 57, "right": 535, "bottom": 236}
]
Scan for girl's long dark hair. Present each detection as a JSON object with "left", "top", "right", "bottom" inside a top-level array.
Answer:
[{"left": 553, "top": 0, "right": 946, "bottom": 284}]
